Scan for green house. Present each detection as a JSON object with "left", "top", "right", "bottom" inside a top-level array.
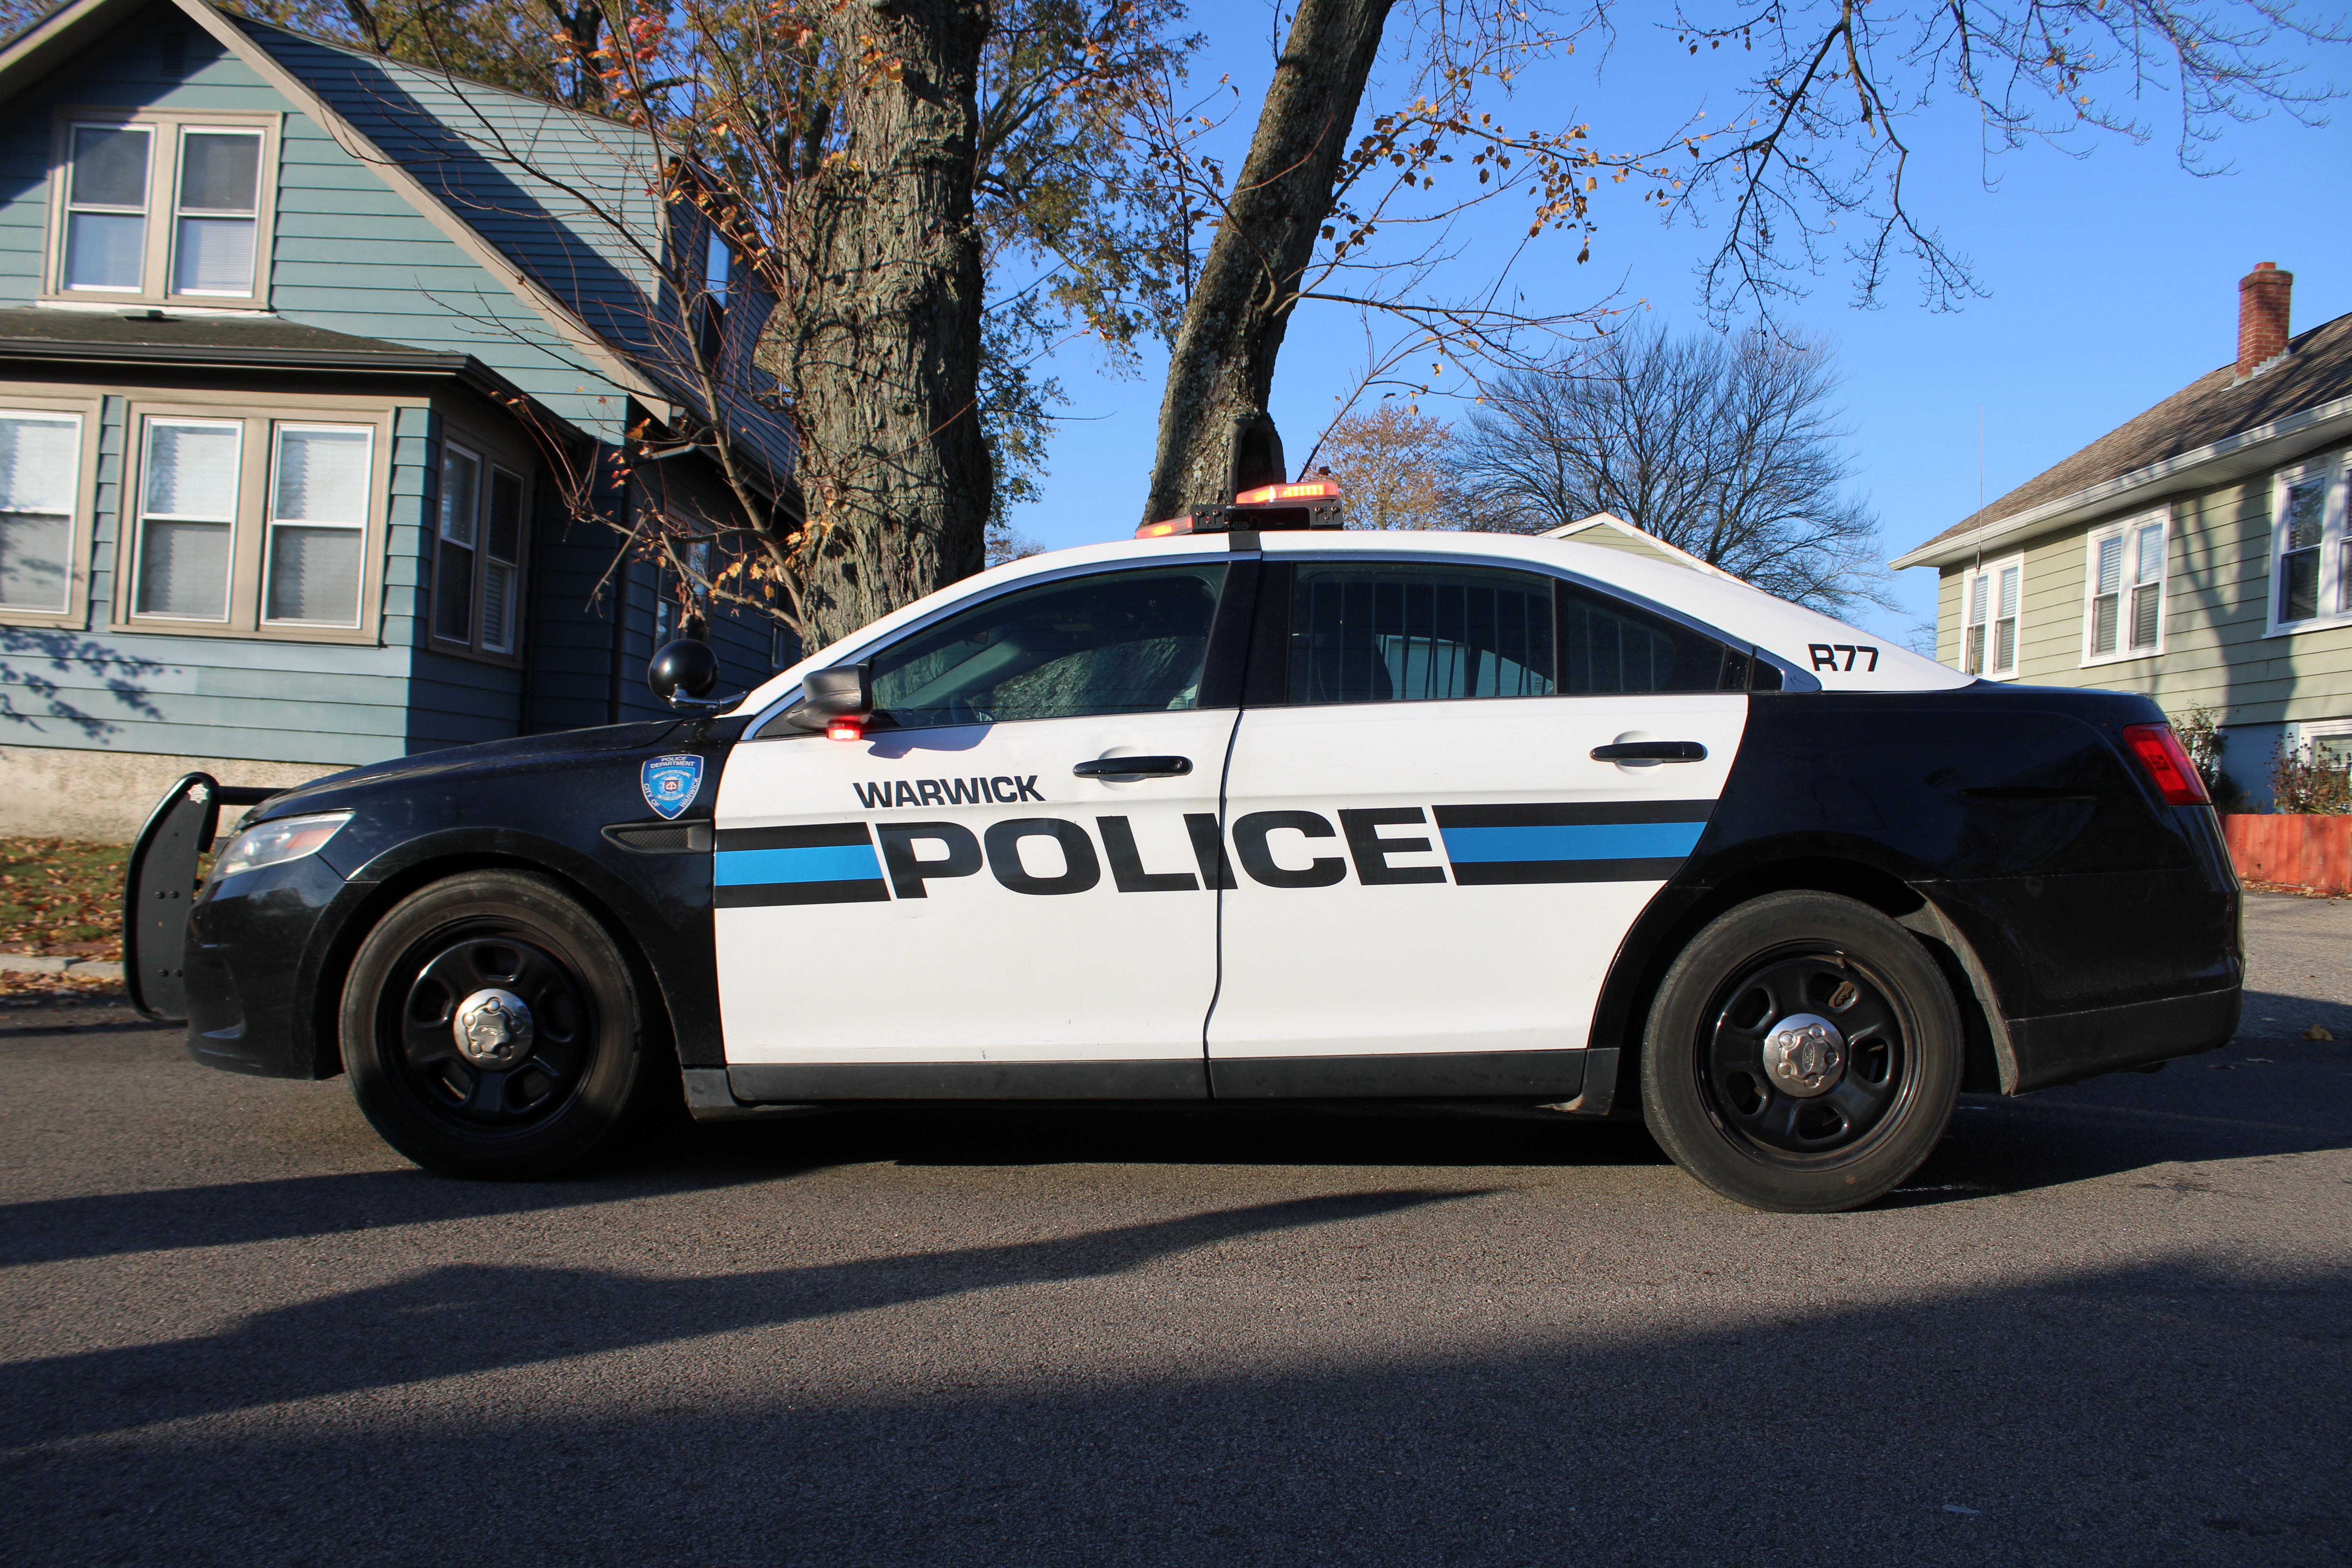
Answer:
[
  {"left": 1893, "top": 263, "right": 2352, "bottom": 806},
  {"left": 0, "top": 0, "right": 790, "bottom": 836}
]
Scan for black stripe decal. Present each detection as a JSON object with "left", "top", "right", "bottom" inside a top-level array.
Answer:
[
  {"left": 715, "top": 879, "right": 891, "bottom": 908},
  {"left": 717, "top": 821, "right": 874, "bottom": 851}
]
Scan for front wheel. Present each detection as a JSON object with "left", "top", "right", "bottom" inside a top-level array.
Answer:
[
  {"left": 1639, "top": 891, "right": 1962, "bottom": 1213},
  {"left": 341, "top": 871, "right": 655, "bottom": 1180}
]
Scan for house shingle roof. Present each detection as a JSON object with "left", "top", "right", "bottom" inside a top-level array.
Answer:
[
  {"left": 1903, "top": 309, "right": 2352, "bottom": 556},
  {"left": 0, "top": 309, "right": 465, "bottom": 367}
]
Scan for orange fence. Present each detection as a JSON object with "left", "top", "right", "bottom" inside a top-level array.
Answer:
[{"left": 2221, "top": 813, "right": 2352, "bottom": 894}]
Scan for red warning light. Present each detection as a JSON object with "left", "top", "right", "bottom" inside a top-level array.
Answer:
[{"left": 825, "top": 717, "right": 864, "bottom": 743}]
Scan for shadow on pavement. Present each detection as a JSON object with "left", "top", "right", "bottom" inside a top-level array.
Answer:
[
  {"left": 5, "top": 1249, "right": 2345, "bottom": 1568},
  {"left": 9, "top": 1038, "right": 2347, "bottom": 1266},
  {"left": 0, "top": 1188, "right": 1483, "bottom": 1447}
]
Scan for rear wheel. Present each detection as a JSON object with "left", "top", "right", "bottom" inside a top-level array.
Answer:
[
  {"left": 1639, "top": 891, "right": 1962, "bottom": 1213},
  {"left": 341, "top": 871, "right": 654, "bottom": 1180}
]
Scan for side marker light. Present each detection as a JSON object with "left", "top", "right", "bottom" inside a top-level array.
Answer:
[
  {"left": 2122, "top": 722, "right": 2209, "bottom": 806},
  {"left": 826, "top": 718, "right": 864, "bottom": 742}
]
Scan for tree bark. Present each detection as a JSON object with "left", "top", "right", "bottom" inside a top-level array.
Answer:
[
  {"left": 1140, "top": 0, "right": 1395, "bottom": 527},
  {"left": 772, "top": 0, "right": 992, "bottom": 650}
]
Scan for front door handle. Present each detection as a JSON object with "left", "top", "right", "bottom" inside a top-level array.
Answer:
[
  {"left": 1072, "top": 755, "right": 1194, "bottom": 779},
  {"left": 1590, "top": 741, "right": 1708, "bottom": 763}
]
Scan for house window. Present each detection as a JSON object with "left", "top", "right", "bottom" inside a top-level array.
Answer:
[
  {"left": 132, "top": 418, "right": 240, "bottom": 621},
  {"left": 2269, "top": 460, "right": 2352, "bottom": 633},
  {"left": 265, "top": 426, "right": 373, "bottom": 626},
  {"left": 46, "top": 109, "right": 278, "bottom": 308},
  {"left": 432, "top": 441, "right": 527, "bottom": 658},
  {"left": 2085, "top": 512, "right": 2166, "bottom": 661},
  {"left": 0, "top": 412, "right": 83, "bottom": 614},
  {"left": 654, "top": 541, "right": 711, "bottom": 644},
  {"left": 118, "top": 401, "right": 389, "bottom": 640},
  {"left": 1960, "top": 555, "right": 2023, "bottom": 678}
]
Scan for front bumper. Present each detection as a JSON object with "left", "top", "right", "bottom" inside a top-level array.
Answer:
[{"left": 183, "top": 853, "right": 349, "bottom": 1079}]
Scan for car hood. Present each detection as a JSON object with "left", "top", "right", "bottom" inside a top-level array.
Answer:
[{"left": 247, "top": 721, "right": 691, "bottom": 821}]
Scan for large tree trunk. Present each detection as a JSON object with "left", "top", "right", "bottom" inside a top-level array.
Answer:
[
  {"left": 772, "top": 0, "right": 992, "bottom": 650},
  {"left": 1141, "top": 0, "right": 1395, "bottom": 527}
]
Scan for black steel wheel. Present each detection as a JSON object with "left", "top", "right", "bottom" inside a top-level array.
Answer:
[
  {"left": 342, "top": 871, "right": 654, "bottom": 1179},
  {"left": 1640, "top": 891, "right": 1962, "bottom": 1212}
]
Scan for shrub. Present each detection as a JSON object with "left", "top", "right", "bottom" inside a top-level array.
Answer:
[{"left": 2270, "top": 742, "right": 2352, "bottom": 815}]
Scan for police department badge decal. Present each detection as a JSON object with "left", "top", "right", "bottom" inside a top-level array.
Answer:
[{"left": 641, "top": 753, "right": 703, "bottom": 820}]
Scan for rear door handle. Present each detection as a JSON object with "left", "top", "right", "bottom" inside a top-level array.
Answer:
[
  {"left": 1590, "top": 741, "right": 1708, "bottom": 763},
  {"left": 1072, "top": 755, "right": 1193, "bottom": 779}
]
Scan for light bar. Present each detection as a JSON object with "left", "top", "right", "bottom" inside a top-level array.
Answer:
[
  {"left": 1135, "top": 480, "right": 1347, "bottom": 539},
  {"left": 1232, "top": 479, "right": 1340, "bottom": 506}
]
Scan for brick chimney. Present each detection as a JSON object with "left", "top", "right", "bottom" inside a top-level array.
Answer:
[{"left": 2238, "top": 262, "right": 2293, "bottom": 374}]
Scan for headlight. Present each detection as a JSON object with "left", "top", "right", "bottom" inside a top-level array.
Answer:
[{"left": 212, "top": 811, "right": 352, "bottom": 880}]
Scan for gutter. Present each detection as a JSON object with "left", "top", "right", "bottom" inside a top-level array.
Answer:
[
  {"left": 1890, "top": 388, "right": 2352, "bottom": 571},
  {"left": 0, "top": 338, "right": 578, "bottom": 439}
]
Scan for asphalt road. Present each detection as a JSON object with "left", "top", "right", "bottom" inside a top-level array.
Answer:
[{"left": 2, "top": 896, "right": 2347, "bottom": 1568}]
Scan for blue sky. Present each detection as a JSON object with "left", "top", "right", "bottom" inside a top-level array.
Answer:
[{"left": 998, "top": 2, "right": 2352, "bottom": 649}]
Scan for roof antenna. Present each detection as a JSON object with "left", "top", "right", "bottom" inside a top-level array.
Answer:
[{"left": 1978, "top": 404, "right": 1985, "bottom": 510}]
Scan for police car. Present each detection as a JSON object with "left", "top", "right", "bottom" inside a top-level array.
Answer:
[{"left": 124, "top": 482, "right": 2242, "bottom": 1213}]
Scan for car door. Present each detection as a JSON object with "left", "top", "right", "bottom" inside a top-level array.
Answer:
[
  {"left": 713, "top": 559, "right": 1246, "bottom": 1099},
  {"left": 1205, "top": 553, "right": 1753, "bottom": 1095}
]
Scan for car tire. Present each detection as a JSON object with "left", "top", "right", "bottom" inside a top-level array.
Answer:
[
  {"left": 341, "top": 871, "right": 656, "bottom": 1180},
  {"left": 1639, "top": 890, "right": 1962, "bottom": 1213}
]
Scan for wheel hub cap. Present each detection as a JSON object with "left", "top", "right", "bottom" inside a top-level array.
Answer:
[
  {"left": 1760, "top": 1012, "right": 1846, "bottom": 1098},
  {"left": 453, "top": 988, "right": 534, "bottom": 1066}
]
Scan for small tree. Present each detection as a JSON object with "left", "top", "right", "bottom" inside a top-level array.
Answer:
[
  {"left": 1319, "top": 406, "right": 1457, "bottom": 530},
  {"left": 1449, "top": 325, "right": 1885, "bottom": 613}
]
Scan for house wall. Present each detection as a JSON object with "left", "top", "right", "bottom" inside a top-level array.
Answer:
[
  {"left": 0, "top": 9, "right": 633, "bottom": 436},
  {"left": 0, "top": 12, "right": 790, "bottom": 834},
  {"left": 1934, "top": 444, "right": 2352, "bottom": 803}
]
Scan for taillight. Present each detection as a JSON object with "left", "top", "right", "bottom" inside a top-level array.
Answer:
[{"left": 2122, "top": 722, "right": 2209, "bottom": 806}]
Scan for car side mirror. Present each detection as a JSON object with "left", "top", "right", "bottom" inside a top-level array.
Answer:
[
  {"left": 648, "top": 639, "right": 719, "bottom": 702},
  {"left": 782, "top": 664, "right": 873, "bottom": 731}
]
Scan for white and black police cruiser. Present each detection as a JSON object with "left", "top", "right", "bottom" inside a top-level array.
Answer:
[{"left": 124, "top": 481, "right": 2242, "bottom": 1212}]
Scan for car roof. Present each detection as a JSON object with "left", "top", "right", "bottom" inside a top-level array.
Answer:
[{"left": 735, "top": 530, "right": 1968, "bottom": 717}]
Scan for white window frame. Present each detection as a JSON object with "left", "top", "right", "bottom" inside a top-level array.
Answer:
[
  {"left": 128, "top": 416, "right": 243, "bottom": 625},
  {"left": 2292, "top": 719, "right": 2352, "bottom": 779},
  {"left": 2265, "top": 454, "right": 2352, "bottom": 638},
  {"left": 1958, "top": 553, "right": 2025, "bottom": 680},
  {"left": 0, "top": 396, "right": 100, "bottom": 630},
  {"left": 42, "top": 107, "right": 281, "bottom": 310},
  {"left": 428, "top": 428, "right": 531, "bottom": 665},
  {"left": 261, "top": 423, "right": 375, "bottom": 629},
  {"left": 2081, "top": 508, "right": 2169, "bottom": 666},
  {"left": 111, "top": 397, "right": 395, "bottom": 642}
]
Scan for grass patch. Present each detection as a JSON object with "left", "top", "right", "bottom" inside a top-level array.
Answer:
[{"left": 0, "top": 837, "right": 129, "bottom": 958}]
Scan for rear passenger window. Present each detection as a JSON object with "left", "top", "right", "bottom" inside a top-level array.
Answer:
[
  {"left": 1558, "top": 582, "right": 1742, "bottom": 693},
  {"left": 1287, "top": 563, "right": 1555, "bottom": 703}
]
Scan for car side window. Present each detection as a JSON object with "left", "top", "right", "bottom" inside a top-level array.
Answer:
[
  {"left": 1558, "top": 581, "right": 1744, "bottom": 693},
  {"left": 1286, "top": 562, "right": 1555, "bottom": 704},
  {"left": 867, "top": 563, "right": 1228, "bottom": 730}
]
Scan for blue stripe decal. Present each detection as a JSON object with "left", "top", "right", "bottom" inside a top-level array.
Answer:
[
  {"left": 1439, "top": 822, "right": 1707, "bottom": 864},
  {"left": 715, "top": 844, "right": 884, "bottom": 886}
]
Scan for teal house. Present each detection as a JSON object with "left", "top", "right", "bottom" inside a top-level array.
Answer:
[{"left": 0, "top": 0, "right": 788, "bottom": 835}]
